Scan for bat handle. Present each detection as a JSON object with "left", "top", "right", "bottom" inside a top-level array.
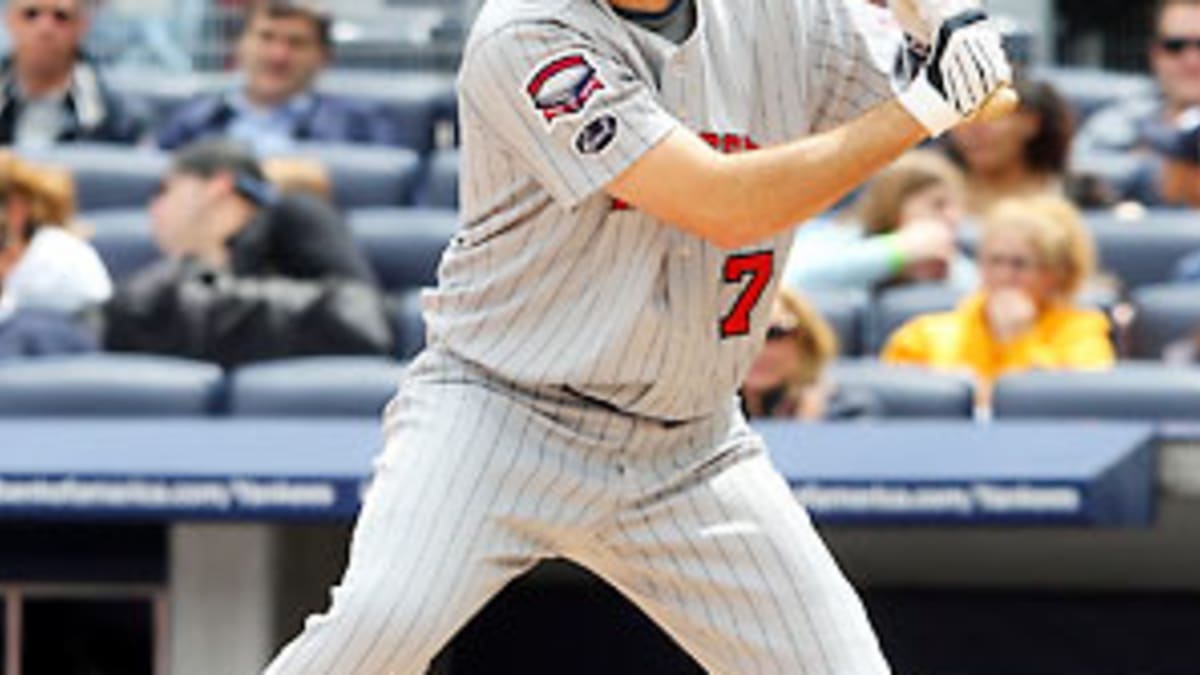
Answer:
[{"left": 968, "top": 85, "right": 1020, "bottom": 124}]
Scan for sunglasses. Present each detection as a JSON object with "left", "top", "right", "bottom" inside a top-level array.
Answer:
[
  {"left": 1158, "top": 36, "right": 1200, "bottom": 55},
  {"left": 765, "top": 324, "right": 800, "bottom": 342},
  {"left": 19, "top": 6, "right": 76, "bottom": 24}
]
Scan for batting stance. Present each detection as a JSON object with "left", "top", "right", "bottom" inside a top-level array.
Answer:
[{"left": 265, "top": 0, "right": 1010, "bottom": 672}]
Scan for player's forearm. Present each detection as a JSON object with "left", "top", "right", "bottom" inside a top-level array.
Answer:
[{"left": 701, "top": 100, "right": 926, "bottom": 249}]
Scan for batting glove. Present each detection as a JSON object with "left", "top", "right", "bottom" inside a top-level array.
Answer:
[{"left": 897, "top": 9, "right": 1012, "bottom": 137}]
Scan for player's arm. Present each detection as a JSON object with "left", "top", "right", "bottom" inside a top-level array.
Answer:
[{"left": 608, "top": 9, "right": 1010, "bottom": 251}]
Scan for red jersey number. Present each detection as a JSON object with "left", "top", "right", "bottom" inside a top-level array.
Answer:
[{"left": 719, "top": 251, "right": 774, "bottom": 338}]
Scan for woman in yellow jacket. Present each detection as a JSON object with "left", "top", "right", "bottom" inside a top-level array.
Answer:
[{"left": 882, "top": 195, "right": 1115, "bottom": 403}]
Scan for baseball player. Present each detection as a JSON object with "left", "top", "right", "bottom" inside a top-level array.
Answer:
[{"left": 264, "top": 0, "right": 1010, "bottom": 673}]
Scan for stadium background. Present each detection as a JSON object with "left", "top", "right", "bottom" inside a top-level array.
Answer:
[{"left": 1, "top": 1, "right": 1199, "bottom": 674}]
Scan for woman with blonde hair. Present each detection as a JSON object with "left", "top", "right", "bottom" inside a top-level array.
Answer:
[
  {"left": 742, "top": 288, "right": 878, "bottom": 421},
  {"left": 882, "top": 194, "right": 1114, "bottom": 399},
  {"left": 784, "top": 150, "right": 977, "bottom": 293},
  {"left": 0, "top": 153, "right": 111, "bottom": 325}
]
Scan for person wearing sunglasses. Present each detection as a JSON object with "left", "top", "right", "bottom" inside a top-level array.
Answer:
[
  {"left": 0, "top": 0, "right": 145, "bottom": 147},
  {"left": 740, "top": 289, "right": 880, "bottom": 421},
  {"left": 1074, "top": 0, "right": 1200, "bottom": 206},
  {"left": 882, "top": 195, "right": 1114, "bottom": 405}
]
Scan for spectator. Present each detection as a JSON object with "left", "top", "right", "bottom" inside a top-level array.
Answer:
[
  {"left": 158, "top": 1, "right": 402, "bottom": 154},
  {"left": 0, "top": 152, "right": 107, "bottom": 355},
  {"left": 784, "top": 150, "right": 977, "bottom": 294},
  {"left": 1074, "top": 0, "right": 1200, "bottom": 207},
  {"left": 1164, "top": 327, "right": 1200, "bottom": 364},
  {"left": 741, "top": 289, "right": 879, "bottom": 421},
  {"left": 947, "top": 79, "right": 1079, "bottom": 214},
  {"left": 104, "top": 139, "right": 392, "bottom": 366},
  {"left": 0, "top": 0, "right": 145, "bottom": 146},
  {"left": 882, "top": 195, "right": 1114, "bottom": 402}
]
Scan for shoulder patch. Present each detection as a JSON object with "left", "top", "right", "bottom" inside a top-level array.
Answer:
[
  {"left": 526, "top": 53, "right": 606, "bottom": 125},
  {"left": 575, "top": 114, "right": 618, "bottom": 155}
]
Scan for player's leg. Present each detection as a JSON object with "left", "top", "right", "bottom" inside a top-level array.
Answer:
[
  {"left": 582, "top": 425, "right": 890, "bottom": 675},
  {"left": 263, "top": 360, "right": 563, "bottom": 675}
]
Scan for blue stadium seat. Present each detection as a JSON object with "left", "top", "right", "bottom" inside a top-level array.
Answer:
[
  {"left": 387, "top": 288, "right": 428, "bottom": 360},
  {"left": 104, "top": 69, "right": 234, "bottom": 127},
  {"left": 828, "top": 359, "right": 975, "bottom": 418},
  {"left": 414, "top": 148, "right": 459, "bottom": 208},
  {"left": 993, "top": 364, "right": 1200, "bottom": 421},
  {"left": 867, "top": 284, "right": 965, "bottom": 354},
  {"left": 1028, "top": 66, "right": 1155, "bottom": 123},
  {"left": 0, "top": 354, "right": 223, "bottom": 416},
  {"left": 349, "top": 207, "right": 457, "bottom": 291},
  {"left": 806, "top": 289, "right": 868, "bottom": 357},
  {"left": 1085, "top": 211, "right": 1200, "bottom": 290},
  {"left": 227, "top": 356, "right": 407, "bottom": 417},
  {"left": 1129, "top": 284, "right": 1200, "bottom": 359},
  {"left": 267, "top": 143, "right": 422, "bottom": 208},
  {"left": 84, "top": 209, "right": 159, "bottom": 282},
  {"left": 17, "top": 144, "right": 168, "bottom": 210},
  {"left": 315, "top": 70, "right": 456, "bottom": 154}
]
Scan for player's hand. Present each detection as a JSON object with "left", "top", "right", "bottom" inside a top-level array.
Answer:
[
  {"left": 897, "top": 9, "right": 1011, "bottom": 137},
  {"left": 894, "top": 219, "right": 955, "bottom": 267},
  {"left": 891, "top": 0, "right": 982, "bottom": 45}
]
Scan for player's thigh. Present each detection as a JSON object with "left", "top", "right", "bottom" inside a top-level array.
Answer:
[
  {"left": 265, "top": 377, "right": 548, "bottom": 675},
  {"left": 589, "top": 450, "right": 890, "bottom": 675}
]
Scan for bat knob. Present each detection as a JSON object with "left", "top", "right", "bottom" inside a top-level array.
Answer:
[{"left": 968, "top": 86, "right": 1020, "bottom": 123}]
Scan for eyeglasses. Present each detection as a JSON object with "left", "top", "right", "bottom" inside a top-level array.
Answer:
[
  {"left": 980, "top": 252, "right": 1038, "bottom": 272},
  {"left": 1157, "top": 36, "right": 1200, "bottom": 55},
  {"left": 765, "top": 324, "right": 799, "bottom": 342},
  {"left": 19, "top": 5, "right": 76, "bottom": 25}
]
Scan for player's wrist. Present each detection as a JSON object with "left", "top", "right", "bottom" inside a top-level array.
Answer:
[{"left": 897, "top": 77, "right": 961, "bottom": 137}]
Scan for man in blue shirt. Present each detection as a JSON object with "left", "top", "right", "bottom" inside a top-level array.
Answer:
[{"left": 157, "top": 1, "right": 403, "bottom": 153}]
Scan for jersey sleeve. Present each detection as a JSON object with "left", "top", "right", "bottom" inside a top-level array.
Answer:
[
  {"left": 805, "top": 0, "right": 902, "bottom": 133},
  {"left": 459, "top": 20, "right": 680, "bottom": 210}
]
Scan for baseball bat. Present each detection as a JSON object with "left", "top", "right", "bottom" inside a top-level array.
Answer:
[{"left": 969, "top": 85, "right": 1020, "bottom": 123}]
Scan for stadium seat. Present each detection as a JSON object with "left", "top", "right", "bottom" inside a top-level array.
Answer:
[
  {"left": 267, "top": 143, "right": 422, "bottom": 208},
  {"left": 1028, "top": 66, "right": 1155, "bottom": 123},
  {"left": 0, "top": 354, "right": 223, "bottom": 416},
  {"left": 316, "top": 70, "right": 456, "bottom": 154},
  {"left": 992, "top": 364, "right": 1200, "bottom": 421},
  {"left": 349, "top": 207, "right": 457, "bottom": 292},
  {"left": 85, "top": 209, "right": 160, "bottom": 282},
  {"left": 414, "top": 148, "right": 459, "bottom": 208},
  {"left": 227, "top": 356, "right": 407, "bottom": 417},
  {"left": 1128, "top": 284, "right": 1200, "bottom": 359},
  {"left": 806, "top": 289, "right": 868, "bottom": 357},
  {"left": 828, "top": 359, "right": 975, "bottom": 418},
  {"left": 1085, "top": 211, "right": 1200, "bottom": 290},
  {"left": 17, "top": 144, "right": 168, "bottom": 211},
  {"left": 867, "top": 283, "right": 965, "bottom": 354},
  {"left": 387, "top": 288, "right": 428, "bottom": 360}
]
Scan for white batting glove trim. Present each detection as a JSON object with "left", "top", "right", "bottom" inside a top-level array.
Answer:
[{"left": 898, "top": 76, "right": 961, "bottom": 137}]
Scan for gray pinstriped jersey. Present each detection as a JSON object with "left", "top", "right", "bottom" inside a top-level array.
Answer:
[{"left": 424, "top": 0, "right": 897, "bottom": 421}]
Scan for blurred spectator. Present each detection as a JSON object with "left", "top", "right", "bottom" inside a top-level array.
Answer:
[
  {"left": 0, "top": 152, "right": 106, "bottom": 355},
  {"left": 882, "top": 195, "right": 1114, "bottom": 403},
  {"left": 1164, "top": 328, "right": 1200, "bottom": 363},
  {"left": 1074, "top": 0, "right": 1200, "bottom": 207},
  {"left": 262, "top": 155, "right": 331, "bottom": 199},
  {"left": 157, "top": 1, "right": 403, "bottom": 154},
  {"left": 104, "top": 139, "right": 392, "bottom": 366},
  {"left": 0, "top": 0, "right": 145, "bottom": 146},
  {"left": 741, "top": 289, "right": 880, "bottom": 421},
  {"left": 947, "top": 79, "right": 1080, "bottom": 214},
  {"left": 784, "top": 151, "right": 977, "bottom": 294}
]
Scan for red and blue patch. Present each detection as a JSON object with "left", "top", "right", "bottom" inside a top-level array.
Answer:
[{"left": 525, "top": 53, "right": 606, "bottom": 124}]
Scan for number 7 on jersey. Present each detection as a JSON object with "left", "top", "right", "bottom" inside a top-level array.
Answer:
[{"left": 719, "top": 251, "right": 774, "bottom": 338}]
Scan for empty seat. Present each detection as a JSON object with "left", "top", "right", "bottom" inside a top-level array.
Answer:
[
  {"left": 267, "top": 143, "right": 422, "bottom": 208},
  {"left": 228, "top": 356, "right": 407, "bottom": 416},
  {"left": 414, "top": 148, "right": 459, "bottom": 208},
  {"left": 1085, "top": 211, "right": 1200, "bottom": 290},
  {"left": 349, "top": 208, "right": 458, "bottom": 292},
  {"left": 806, "top": 289, "right": 868, "bottom": 357},
  {"left": 18, "top": 144, "right": 168, "bottom": 210},
  {"left": 867, "top": 283, "right": 965, "bottom": 354},
  {"left": 1128, "top": 284, "right": 1200, "bottom": 359},
  {"left": 387, "top": 288, "right": 428, "bottom": 360},
  {"left": 828, "top": 359, "right": 975, "bottom": 418},
  {"left": 85, "top": 210, "right": 159, "bottom": 282},
  {"left": 0, "top": 354, "right": 223, "bottom": 416},
  {"left": 993, "top": 364, "right": 1200, "bottom": 421}
]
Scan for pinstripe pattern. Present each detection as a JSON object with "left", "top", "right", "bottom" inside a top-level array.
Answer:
[{"left": 265, "top": 0, "right": 898, "bottom": 672}]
